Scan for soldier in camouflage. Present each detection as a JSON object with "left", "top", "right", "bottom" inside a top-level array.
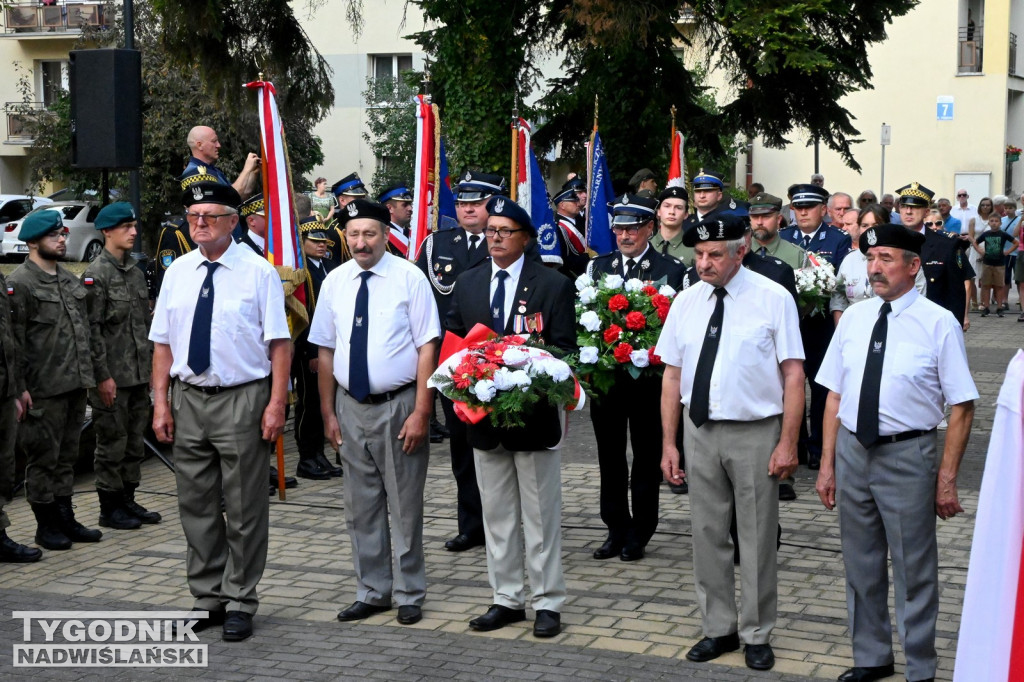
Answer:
[
  {"left": 8, "top": 210, "right": 102, "bottom": 550},
  {"left": 83, "top": 203, "right": 160, "bottom": 531}
]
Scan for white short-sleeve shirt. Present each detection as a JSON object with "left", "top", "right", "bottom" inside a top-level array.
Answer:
[
  {"left": 308, "top": 252, "right": 440, "bottom": 393},
  {"left": 655, "top": 265, "right": 805, "bottom": 421},
  {"left": 816, "top": 287, "right": 979, "bottom": 434},
  {"left": 149, "top": 240, "right": 291, "bottom": 387}
]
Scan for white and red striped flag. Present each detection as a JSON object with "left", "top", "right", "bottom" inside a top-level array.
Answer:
[
  {"left": 667, "top": 128, "right": 686, "bottom": 188},
  {"left": 408, "top": 94, "right": 436, "bottom": 261},
  {"left": 954, "top": 349, "right": 1024, "bottom": 680},
  {"left": 243, "top": 79, "right": 301, "bottom": 270}
]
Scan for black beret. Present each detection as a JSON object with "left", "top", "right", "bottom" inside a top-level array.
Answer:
[
  {"left": 486, "top": 196, "right": 536, "bottom": 236},
  {"left": 658, "top": 186, "right": 689, "bottom": 203},
  {"left": 682, "top": 212, "right": 747, "bottom": 247},
  {"left": 859, "top": 224, "right": 926, "bottom": 255},
  {"left": 339, "top": 199, "right": 391, "bottom": 227},
  {"left": 183, "top": 181, "right": 241, "bottom": 209}
]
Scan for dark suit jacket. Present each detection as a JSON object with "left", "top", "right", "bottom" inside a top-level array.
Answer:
[
  {"left": 921, "top": 228, "right": 968, "bottom": 326},
  {"left": 446, "top": 258, "right": 577, "bottom": 451},
  {"left": 417, "top": 229, "right": 490, "bottom": 324},
  {"left": 588, "top": 247, "right": 686, "bottom": 290},
  {"left": 237, "top": 232, "right": 264, "bottom": 257},
  {"left": 781, "top": 222, "right": 852, "bottom": 270}
]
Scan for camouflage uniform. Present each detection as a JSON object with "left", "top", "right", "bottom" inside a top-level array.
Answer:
[
  {"left": 83, "top": 249, "right": 152, "bottom": 493},
  {"left": 7, "top": 260, "right": 94, "bottom": 505},
  {"left": 0, "top": 272, "right": 24, "bottom": 530}
]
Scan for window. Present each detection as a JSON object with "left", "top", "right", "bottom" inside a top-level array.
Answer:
[
  {"left": 372, "top": 54, "right": 414, "bottom": 81},
  {"left": 37, "top": 60, "right": 68, "bottom": 107},
  {"left": 0, "top": 200, "right": 33, "bottom": 223}
]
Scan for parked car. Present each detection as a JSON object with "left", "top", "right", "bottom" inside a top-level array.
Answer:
[
  {"left": 1, "top": 201, "right": 105, "bottom": 262},
  {"left": 0, "top": 195, "right": 53, "bottom": 259},
  {"left": 47, "top": 188, "right": 121, "bottom": 203}
]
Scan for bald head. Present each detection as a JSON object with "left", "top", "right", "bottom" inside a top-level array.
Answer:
[{"left": 187, "top": 126, "right": 221, "bottom": 164}]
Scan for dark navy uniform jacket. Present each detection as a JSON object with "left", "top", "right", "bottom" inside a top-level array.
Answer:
[{"left": 781, "top": 222, "right": 852, "bottom": 270}]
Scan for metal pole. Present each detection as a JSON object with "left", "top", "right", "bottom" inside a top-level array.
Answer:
[
  {"left": 124, "top": 0, "right": 143, "bottom": 256},
  {"left": 814, "top": 136, "right": 820, "bottom": 175},
  {"left": 880, "top": 145, "right": 885, "bottom": 200}
]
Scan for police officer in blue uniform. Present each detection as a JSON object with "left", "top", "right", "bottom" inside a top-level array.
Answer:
[
  {"left": 780, "top": 184, "right": 852, "bottom": 470},
  {"left": 379, "top": 184, "right": 414, "bottom": 257},
  {"left": 325, "top": 173, "right": 368, "bottom": 264}
]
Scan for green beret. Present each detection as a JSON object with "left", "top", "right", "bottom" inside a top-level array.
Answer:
[
  {"left": 19, "top": 210, "right": 63, "bottom": 242},
  {"left": 94, "top": 202, "right": 137, "bottom": 230}
]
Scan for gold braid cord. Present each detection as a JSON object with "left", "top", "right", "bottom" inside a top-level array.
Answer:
[
  {"left": 431, "top": 103, "right": 441, "bottom": 234},
  {"left": 275, "top": 265, "right": 310, "bottom": 343}
]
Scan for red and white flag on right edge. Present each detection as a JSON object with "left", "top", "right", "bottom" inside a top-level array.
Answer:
[{"left": 954, "top": 349, "right": 1024, "bottom": 681}]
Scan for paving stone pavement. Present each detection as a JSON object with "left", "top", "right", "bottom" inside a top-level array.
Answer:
[{"left": 0, "top": 294, "right": 1018, "bottom": 681}]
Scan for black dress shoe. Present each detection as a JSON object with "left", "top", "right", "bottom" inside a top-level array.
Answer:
[
  {"left": 807, "top": 454, "right": 821, "bottom": 470},
  {"left": 685, "top": 632, "right": 740, "bottom": 662},
  {"left": 0, "top": 530, "right": 42, "bottom": 563},
  {"left": 837, "top": 664, "right": 895, "bottom": 682},
  {"left": 669, "top": 481, "right": 689, "bottom": 494},
  {"left": 177, "top": 607, "right": 226, "bottom": 634},
  {"left": 316, "top": 453, "right": 343, "bottom": 477},
  {"left": 468, "top": 604, "right": 526, "bottom": 632},
  {"left": 222, "top": 611, "right": 253, "bottom": 642},
  {"left": 779, "top": 483, "right": 797, "bottom": 501},
  {"left": 296, "top": 458, "right": 331, "bottom": 480},
  {"left": 533, "top": 610, "right": 561, "bottom": 637},
  {"left": 445, "top": 533, "right": 484, "bottom": 552},
  {"left": 592, "top": 538, "right": 623, "bottom": 560},
  {"left": 620, "top": 544, "right": 645, "bottom": 562},
  {"left": 269, "top": 466, "right": 298, "bottom": 489},
  {"left": 396, "top": 605, "right": 422, "bottom": 625},
  {"left": 337, "top": 601, "right": 391, "bottom": 622},
  {"left": 745, "top": 643, "right": 775, "bottom": 670}
]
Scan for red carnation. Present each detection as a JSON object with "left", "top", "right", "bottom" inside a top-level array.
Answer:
[
  {"left": 613, "top": 343, "right": 634, "bottom": 363},
  {"left": 608, "top": 294, "right": 629, "bottom": 312},
  {"left": 655, "top": 303, "right": 670, "bottom": 323},
  {"left": 648, "top": 348, "right": 662, "bottom": 366},
  {"left": 625, "top": 311, "right": 647, "bottom": 330},
  {"left": 643, "top": 285, "right": 658, "bottom": 296},
  {"left": 603, "top": 324, "right": 623, "bottom": 344},
  {"left": 651, "top": 294, "right": 670, "bottom": 309},
  {"left": 505, "top": 335, "right": 526, "bottom": 345}
]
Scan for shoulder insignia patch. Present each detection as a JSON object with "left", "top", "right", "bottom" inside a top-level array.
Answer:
[
  {"left": 159, "top": 249, "right": 175, "bottom": 269},
  {"left": 5, "top": 286, "right": 12, "bottom": 296},
  {"left": 83, "top": 277, "right": 94, "bottom": 286}
]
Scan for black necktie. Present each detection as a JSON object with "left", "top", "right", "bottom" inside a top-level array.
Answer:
[
  {"left": 469, "top": 234, "right": 480, "bottom": 254},
  {"left": 801, "top": 235, "right": 812, "bottom": 249},
  {"left": 689, "top": 287, "right": 726, "bottom": 428},
  {"left": 187, "top": 261, "right": 220, "bottom": 375},
  {"left": 661, "top": 240, "right": 669, "bottom": 256},
  {"left": 491, "top": 270, "right": 509, "bottom": 333},
  {"left": 625, "top": 258, "right": 636, "bottom": 278},
  {"left": 349, "top": 271, "right": 372, "bottom": 401},
  {"left": 856, "top": 301, "right": 891, "bottom": 448}
]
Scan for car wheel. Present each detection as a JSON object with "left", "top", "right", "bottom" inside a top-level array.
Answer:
[{"left": 84, "top": 241, "right": 103, "bottom": 262}]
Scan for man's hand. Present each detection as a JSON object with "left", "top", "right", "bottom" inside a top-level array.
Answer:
[
  {"left": 936, "top": 471, "right": 963, "bottom": 520},
  {"left": 97, "top": 378, "right": 116, "bottom": 407},
  {"left": 661, "top": 444, "right": 685, "bottom": 486},
  {"left": 243, "top": 152, "right": 260, "bottom": 173},
  {"left": 767, "top": 440, "right": 798, "bottom": 480},
  {"left": 398, "top": 410, "right": 429, "bottom": 454},
  {"left": 261, "top": 399, "right": 286, "bottom": 442},
  {"left": 152, "top": 402, "right": 174, "bottom": 443},
  {"left": 308, "top": 358, "right": 318, "bottom": 374},
  {"left": 323, "top": 413, "right": 343, "bottom": 451},
  {"left": 815, "top": 463, "right": 836, "bottom": 510},
  {"left": 15, "top": 391, "right": 31, "bottom": 421}
]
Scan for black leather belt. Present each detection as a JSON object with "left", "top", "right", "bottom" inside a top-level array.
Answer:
[
  {"left": 876, "top": 428, "right": 935, "bottom": 445},
  {"left": 179, "top": 378, "right": 265, "bottom": 395},
  {"left": 345, "top": 382, "right": 414, "bottom": 405}
]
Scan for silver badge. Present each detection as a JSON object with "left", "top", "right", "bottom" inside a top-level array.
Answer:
[
  {"left": 709, "top": 326, "right": 718, "bottom": 338},
  {"left": 611, "top": 258, "right": 619, "bottom": 269},
  {"left": 494, "top": 198, "right": 505, "bottom": 213},
  {"left": 347, "top": 203, "right": 358, "bottom": 217},
  {"left": 355, "top": 316, "right": 363, "bottom": 327},
  {"left": 873, "top": 340, "right": 883, "bottom": 353},
  {"left": 866, "top": 230, "right": 878, "bottom": 246},
  {"left": 192, "top": 186, "right": 204, "bottom": 201},
  {"left": 201, "top": 287, "right": 210, "bottom": 298},
  {"left": 464, "top": 171, "right": 472, "bottom": 182},
  {"left": 717, "top": 221, "right": 725, "bottom": 238},
  {"left": 518, "top": 305, "right": 526, "bottom": 313},
  {"left": 697, "top": 225, "right": 709, "bottom": 241},
  {"left": 640, "top": 259, "right": 650, "bottom": 270}
]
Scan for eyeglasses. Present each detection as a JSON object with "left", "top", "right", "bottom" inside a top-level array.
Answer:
[
  {"left": 611, "top": 224, "right": 644, "bottom": 234},
  {"left": 483, "top": 227, "right": 525, "bottom": 238},
  {"left": 184, "top": 211, "right": 233, "bottom": 224},
  {"left": 43, "top": 229, "right": 70, "bottom": 240},
  {"left": 924, "top": 220, "right": 944, "bottom": 227},
  {"left": 956, "top": 193, "right": 968, "bottom": 198}
]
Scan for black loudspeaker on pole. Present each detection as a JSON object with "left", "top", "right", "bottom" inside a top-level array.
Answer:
[{"left": 69, "top": 49, "right": 143, "bottom": 170}]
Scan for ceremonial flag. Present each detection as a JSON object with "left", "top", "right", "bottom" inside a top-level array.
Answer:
[
  {"left": 667, "top": 129, "right": 686, "bottom": 188},
  {"left": 410, "top": 94, "right": 436, "bottom": 260},
  {"left": 513, "top": 118, "right": 561, "bottom": 265},
  {"left": 586, "top": 130, "right": 616, "bottom": 256},
  {"left": 243, "top": 79, "right": 301, "bottom": 270},
  {"left": 437, "top": 136, "right": 458, "bottom": 231},
  {"left": 954, "top": 349, "right": 1024, "bottom": 681}
]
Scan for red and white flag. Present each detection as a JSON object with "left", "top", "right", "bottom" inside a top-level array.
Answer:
[
  {"left": 409, "top": 94, "right": 436, "bottom": 261},
  {"left": 667, "top": 129, "right": 685, "bottom": 188},
  {"left": 954, "top": 349, "right": 1024, "bottom": 680},
  {"left": 243, "top": 80, "right": 301, "bottom": 270}
]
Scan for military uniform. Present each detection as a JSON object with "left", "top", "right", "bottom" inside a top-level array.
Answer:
[
  {"left": 83, "top": 244, "right": 155, "bottom": 524},
  {"left": 153, "top": 217, "right": 195, "bottom": 298},
  {"left": 554, "top": 212, "right": 590, "bottom": 278},
  {"left": 920, "top": 228, "right": 969, "bottom": 327},
  {"left": 650, "top": 230, "right": 694, "bottom": 267},
  {"left": 326, "top": 173, "right": 368, "bottom": 264},
  {"left": 752, "top": 232, "right": 806, "bottom": 271}
]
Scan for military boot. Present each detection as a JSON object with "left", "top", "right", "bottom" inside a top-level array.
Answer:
[
  {"left": 97, "top": 490, "right": 142, "bottom": 530},
  {"left": 0, "top": 528, "right": 43, "bottom": 562},
  {"left": 54, "top": 495, "right": 102, "bottom": 543},
  {"left": 123, "top": 483, "right": 161, "bottom": 524},
  {"left": 30, "top": 502, "right": 71, "bottom": 550}
]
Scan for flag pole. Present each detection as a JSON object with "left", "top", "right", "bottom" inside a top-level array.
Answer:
[
  {"left": 670, "top": 105, "right": 677, "bottom": 148},
  {"left": 510, "top": 97, "right": 520, "bottom": 202}
]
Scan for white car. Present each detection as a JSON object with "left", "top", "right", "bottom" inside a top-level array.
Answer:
[
  {"left": 0, "top": 194, "right": 53, "bottom": 258},
  {"left": 2, "top": 201, "right": 105, "bottom": 262}
]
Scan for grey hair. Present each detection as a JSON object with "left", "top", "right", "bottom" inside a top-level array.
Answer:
[
  {"left": 725, "top": 237, "right": 746, "bottom": 258},
  {"left": 827, "top": 192, "right": 852, "bottom": 209},
  {"left": 901, "top": 250, "right": 918, "bottom": 265}
]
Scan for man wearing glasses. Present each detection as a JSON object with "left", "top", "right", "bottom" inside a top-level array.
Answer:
[
  {"left": 150, "top": 182, "right": 291, "bottom": 642},
  {"left": 8, "top": 211, "right": 101, "bottom": 552},
  {"left": 950, "top": 190, "right": 978, "bottom": 236},
  {"left": 445, "top": 197, "right": 576, "bottom": 638},
  {"left": 585, "top": 194, "right": 685, "bottom": 562}
]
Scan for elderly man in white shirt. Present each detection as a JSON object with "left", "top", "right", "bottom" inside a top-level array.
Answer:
[
  {"left": 657, "top": 213, "right": 805, "bottom": 672},
  {"left": 151, "top": 182, "right": 292, "bottom": 642},
  {"left": 815, "top": 224, "right": 977, "bottom": 682},
  {"left": 309, "top": 199, "right": 439, "bottom": 628}
]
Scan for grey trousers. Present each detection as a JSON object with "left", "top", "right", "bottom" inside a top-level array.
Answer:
[
  {"left": 473, "top": 446, "right": 566, "bottom": 613},
  {"left": 683, "top": 407, "right": 781, "bottom": 644},
  {"left": 336, "top": 388, "right": 429, "bottom": 607},
  {"left": 172, "top": 379, "right": 271, "bottom": 615},
  {"left": 835, "top": 426, "right": 939, "bottom": 681}
]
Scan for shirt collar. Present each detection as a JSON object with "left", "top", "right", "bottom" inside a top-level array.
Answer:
[
  {"left": 887, "top": 286, "right": 920, "bottom": 317},
  {"left": 349, "top": 251, "right": 394, "bottom": 280},
  {"left": 800, "top": 223, "right": 823, "bottom": 241},
  {"left": 654, "top": 229, "right": 684, "bottom": 247},
  {"left": 491, "top": 254, "right": 525, "bottom": 281},
  {"left": 622, "top": 244, "right": 651, "bottom": 264},
  {"left": 700, "top": 261, "right": 749, "bottom": 301},
  {"left": 248, "top": 231, "right": 265, "bottom": 251},
  {"left": 198, "top": 238, "right": 242, "bottom": 270}
]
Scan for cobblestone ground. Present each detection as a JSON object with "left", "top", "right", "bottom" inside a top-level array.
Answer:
[{"left": 0, "top": 292, "right": 1017, "bottom": 681}]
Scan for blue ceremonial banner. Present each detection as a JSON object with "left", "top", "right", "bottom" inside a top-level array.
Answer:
[
  {"left": 437, "top": 136, "right": 458, "bottom": 231},
  {"left": 586, "top": 130, "right": 616, "bottom": 255},
  {"left": 515, "top": 119, "right": 561, "bottom": 264}
]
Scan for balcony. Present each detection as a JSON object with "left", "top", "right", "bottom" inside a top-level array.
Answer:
[
  {"left": 1012, "top": 33, "right": 1019, "bottom": 77},
  {"left": 2, "top": 1, "right": 111, "bottom": 37},
  {"left": 5, "top": 102, "right": 47, "bottom": 144},
  {"left": 958, "top": 24, "right": 984, "bottom": 74}
]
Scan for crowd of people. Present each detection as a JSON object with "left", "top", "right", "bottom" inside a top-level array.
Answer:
[{"left": 0, "top": 123, "right": 991, "bottom": 682}]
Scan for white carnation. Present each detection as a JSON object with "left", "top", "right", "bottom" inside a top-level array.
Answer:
[
  {"left": 580, "top": 310, "right": 601, "bottom": 332},
  {"left": 501, "top": 346, "right": 530, "bottom": 367},
  {"left": 579, "top": 286, "right": 598, "bottom": 305},
  {"left": 472, "top": 379, "right": 497, "bottom": 402},
  {"left": 624, "top": 278, "right": 644, "bottom": 292},
  {"left": 491, "top": 367, "right": 515, "bottom": 391},
  {"left": 579, "top": 346, "right": 599, "bottom": 364},
  {"left": 575, "top": 273, "right": 594, "bottom": 291},
  {"left": 629, "top": 349, "right": 650, "bottom": 368},
  {"left": 534, "top": 358, "right": 572, "bottom": 382},
  {"left": 658, "top": 284, "right": 677, "bottom": 297},
  {"left": 603, "top": 274, "right": 624, "bottom": 289},
  {"left": 508, "top": 370, "right": 532, "bottom": 389}
]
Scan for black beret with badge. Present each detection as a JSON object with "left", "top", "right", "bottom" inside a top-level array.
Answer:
[
  {"left": 658, "top": 186, "right": 689, "bottom": 203},
  {"left": 299, "top": 215, "right": 329, "bottom": 241},
  {"left": 239, "top": 193, "right": 265, "bottom": 217},
  {"left": 895, "top": 181, "right": 934, "bottom": 208},
  {"left": 338, "top": 199, "right": 392, "bottom": 227},
  {"left": 859, "top": 224, "right": 926, "bottom": 255},
  {"left": 748, "top": 192, "right": 783, "bottom": 215},
  {"left": 331, "top": 172, "right": 368, "bottom": 198},
  {"left": 182, "top": 181, "right": 241, "bottom": 209},
  {"left": 486, "top": 195, "right": 536, "bottom": 236},
  {"left": 610, "top": 193, "right": 658, "bottom": 226},
  {"left": 789, "top": 184, "right": 829, "bottom": 207},
  {"left": 682, "top": 212, "right": 747, "bottom": 247},
  {"left": 456, "top": 170, "right": 507, "bottom": 202}
]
